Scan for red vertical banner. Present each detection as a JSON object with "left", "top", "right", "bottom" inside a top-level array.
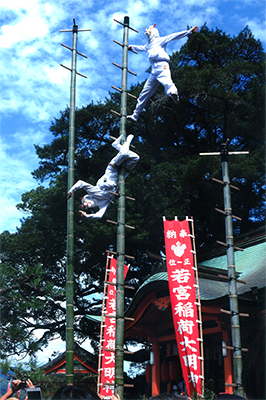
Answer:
[
  {"left": 163, "top": 218, "right": 203, "bottom": 397},
  {"left": 99, "top": 258, "right": 129, "bottom": 398}
]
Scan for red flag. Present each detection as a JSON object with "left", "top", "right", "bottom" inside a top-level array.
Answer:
[
  {"left": 163, "top": 218, "right": 203, "bottom": 396},
  {"left": 99, "top": 258, "right": 129, "bottom": 397}
]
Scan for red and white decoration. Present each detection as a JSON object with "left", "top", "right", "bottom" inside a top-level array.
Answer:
[
  {"left": 163, "top": 217, "right": 203, "bottom": 396},
  {"left": 99, "top": 258, "right": 129, "bottom": 398}
]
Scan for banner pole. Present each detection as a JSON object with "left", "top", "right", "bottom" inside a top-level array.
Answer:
[{"left": 190, "top": 217, "right": 205, "bottom": 395}]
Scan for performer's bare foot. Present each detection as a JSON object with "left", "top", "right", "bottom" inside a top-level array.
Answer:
[
  {"left": 127, "top": 114, "right": 138, "bottom": 122},
  {"left": 67, "top": 192, "right": 72, "bottom": 200},
  {"left": 112, "top": 135, "right": 123, "bottom": 150},
  {"left": 126, "top": 134, "right": 134, "bottom": 146}
]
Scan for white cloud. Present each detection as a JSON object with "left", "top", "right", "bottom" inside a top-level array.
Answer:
[
  {"left": 0, "top": 125, "right": 49, "bottom": 232},
  {"left": 0, "top": 199, "right": 29, "bottom": 233},
  {"left": 44, "top": 64, "right": 68, "bottom": 84},
  {"left": 239, "top": 17, "right": 266, "bottom": 42},
  {"left": 33, "top": 330, "right": 94, "bottom": 365},
  {"left": 233, "top": 0, "right": 263, "bottom": 5},
  {"left": 0, "top": 2, "right": 51, "bottom": 48}
]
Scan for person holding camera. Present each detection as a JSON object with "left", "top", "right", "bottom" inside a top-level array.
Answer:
[{"left": 0, "top": 379, "right": 34, "bottom": 400}]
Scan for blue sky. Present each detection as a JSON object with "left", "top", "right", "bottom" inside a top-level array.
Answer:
[{"left": 0, "top": 0, "right": 265, "bottom": 234}]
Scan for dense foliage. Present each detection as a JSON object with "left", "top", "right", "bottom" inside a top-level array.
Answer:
[{"left": 0, "top": 26, "right": 265, "bottom": 359}]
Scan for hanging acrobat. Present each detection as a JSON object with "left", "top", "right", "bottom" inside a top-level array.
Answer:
[
  {"left": 127, "top": 24, "right": 198, "bottom": 122},
  {"left": 67, "top": 135, "right": 139, "bottom": 219}
]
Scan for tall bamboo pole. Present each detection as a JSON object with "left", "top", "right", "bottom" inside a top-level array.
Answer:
[
  {"left": 199, "top": 143, "right": 248, "bottom": 395},
  {"left": 221, "top": 148, "right": 244, "bottom": 397},
  {"left": 66, "top": 20, "right": 78, "bottom": 385},
  {"left": 115, "top": 15, "right": 129, "bottom": 400}
]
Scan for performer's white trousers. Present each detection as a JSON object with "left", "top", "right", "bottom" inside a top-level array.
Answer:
[
  {"left": 133, "top": 63, "right": 178, "bottom": 119},
  {"left": 110, "top": 134, "right": 139, "bottom": 171}
]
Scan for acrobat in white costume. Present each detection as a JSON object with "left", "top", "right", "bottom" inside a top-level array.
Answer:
[
  {"left": 127, "top": 24, "right": 198, "bottom": 122},
  {"left": 67, "top": 135, "right": 139, "bottom": 219}
]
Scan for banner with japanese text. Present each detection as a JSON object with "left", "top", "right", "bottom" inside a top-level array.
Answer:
[
  {"left": 99, "top": 258, "right": 129, "bottom": 398},
  {"left": 163, "top": 218, "right": 202, "bottom": 396}
]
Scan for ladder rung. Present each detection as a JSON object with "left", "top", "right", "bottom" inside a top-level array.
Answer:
[
  {"left": 106, "top": 249, "right": 117, "bottom": 255},
  {"left": 127, "top": 92, "right": 137, "bottom": 99},
  {"left": 128, "top": 69, "right": 137, "bottom": 76},
  {"left": 212, "top": 177, "right": 240, "bottom": 191},
  {"left": 105, "top": 250, "right": 135, "bottom": 260},
  {"left": 125, "top": 285, "right": 135, "bottom": 290},
  {"left": 222, "top": 345, "right": 248, "bottom": 352},
  {"left": 220, "top": 308, "right": 249, "bottom": 317},
  {"left": 234, "top": 245, "right": 244, "bottom": 251},
  {"left": 110, "top": 109, "right": 122, "bottom": 117},
  {"left": 113, "top": 62, "right": 122, "bottom": 69},
  {"left": 106, "top": 220, "right": 135, "bottom": 230},
  {"left": 113, "top": 18, "right": 138, "bottom": 33},
  {"left": 111, "top": 85, "right": 122, "bottom": 93},
  {"left": 113, "top": 39, "right": 123, "bottom": 47},
  {"left": 76, "top": 71, "right": 87, "bottom": 79},
  {"left": 218, "top": 275, "right": 247, "bottom": 284},
  {"left": 60, "top": 63, "right": 71, "bottom": 72}
]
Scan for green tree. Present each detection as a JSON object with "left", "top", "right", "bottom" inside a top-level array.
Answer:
[{"left": 0, "top": 25, "right": 264, "bottom": 358}]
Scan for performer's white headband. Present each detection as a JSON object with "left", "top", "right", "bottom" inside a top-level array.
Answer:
[
  {"left": 145, "top": 24, "right": 159, "bottom": 40},
  {"left": 80, "top": 196, "right": 95, "bottom": 209}
]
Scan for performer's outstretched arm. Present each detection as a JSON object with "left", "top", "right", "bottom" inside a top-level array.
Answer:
[
  {"left": 159, "top": 26, "right": 198, "bottom": 46},
  {"left": 128, "top": 44, "right": 146, "bottom": 52},
  {"left": 79, "top": 200, "right": 110, "bottom": 219},
  {"left": 67, "top": 180, "right": 94, "bottom": 199}
]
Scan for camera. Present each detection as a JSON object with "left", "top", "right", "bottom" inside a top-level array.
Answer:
[
  {"left": 18, "top": 381, "right": 27, "bottom": 389},
  {"left": 26, "top": 387, "right": 43, "bottom": 400}
]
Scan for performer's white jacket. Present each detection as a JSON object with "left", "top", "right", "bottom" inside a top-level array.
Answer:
[
  {"left": 131, "top": 29, "right": 192, "bottom": 66},
  {"left": 68, "top": 135, "right": 139, "bottom": 218},
  {"left": 130, "top": 28, "right": 193, "bottom": 120}
]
